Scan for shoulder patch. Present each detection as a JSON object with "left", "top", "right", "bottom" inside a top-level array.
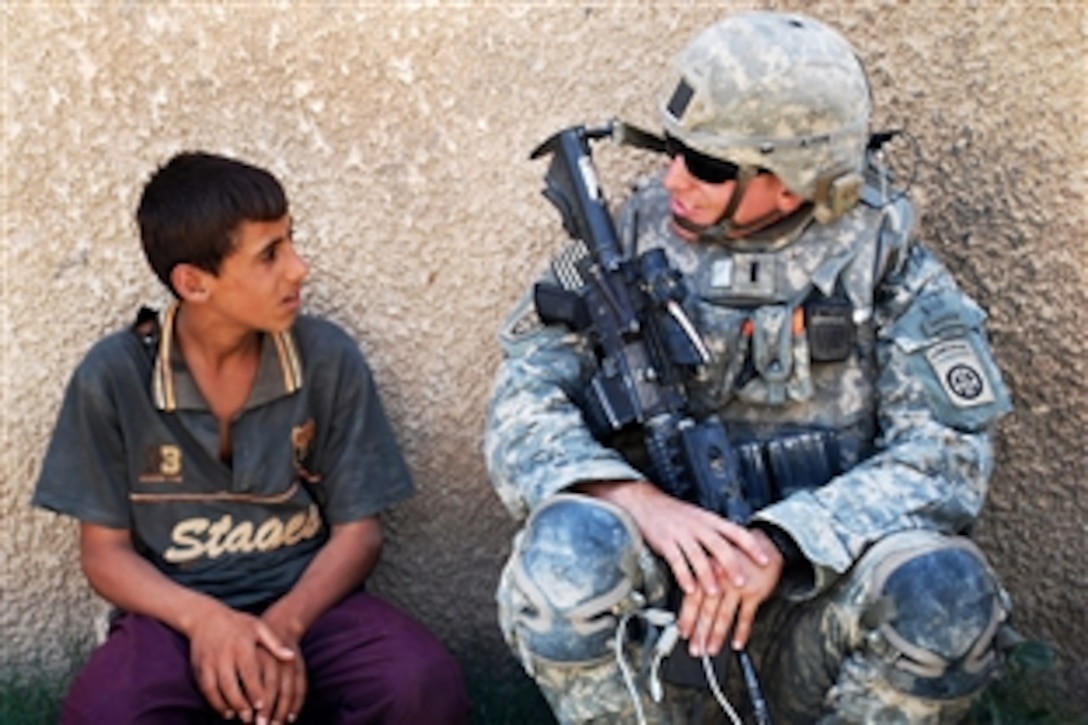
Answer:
[
  {"left": 884, "top": 288, "right": 1012, "bottom": 430},
  {"left": 923, "top": 339, "right": 996, "bottom": 409}
]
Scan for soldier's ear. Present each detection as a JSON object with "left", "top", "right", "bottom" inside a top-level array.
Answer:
[
  {"left": 171, "top": 263, "right": 212, "bottom": 302},
  {"left": 775, "top": 180, "right": 806, "bottom": 215}
]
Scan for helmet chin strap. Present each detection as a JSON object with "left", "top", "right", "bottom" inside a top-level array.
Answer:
[{"left": 671, "top": 166, "right": 797, "bottom": 244}]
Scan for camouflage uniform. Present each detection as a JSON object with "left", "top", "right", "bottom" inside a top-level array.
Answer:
[{"left": 485, "top": 11, "right": 1012, "bottom": 725}]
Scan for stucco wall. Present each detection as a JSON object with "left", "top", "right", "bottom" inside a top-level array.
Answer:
[{"left": 3, "top": 0, "right": 1084, "bottom": 717}]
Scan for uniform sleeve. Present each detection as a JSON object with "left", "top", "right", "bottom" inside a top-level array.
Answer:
[
  {"left": 754, "top": 241, "right": 1013, "bottom": 598},
  {"left": 484, "top": 186, "right": 675, "bottom": 522},
  {"left": 484, "top": 287, "right": 645, "bottom": 522},
  {"left": 310, "top": 328, "right": 415, "bottom": 524},
  {"left": 32, "top": 337, "right": 134, "bottom": 528}
]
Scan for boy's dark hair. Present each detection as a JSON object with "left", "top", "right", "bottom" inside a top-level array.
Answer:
[{"left": 136, "top": 152, "right": 288, "bottom": 295}]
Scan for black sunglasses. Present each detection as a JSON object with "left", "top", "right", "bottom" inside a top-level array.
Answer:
[{"left": 664, "top": 133, "right": 741, "bottom": 184}]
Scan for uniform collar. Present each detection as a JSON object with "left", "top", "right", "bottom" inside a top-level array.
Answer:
[{"left": 151, "top": 302, "right": 304, "bottom": 412}]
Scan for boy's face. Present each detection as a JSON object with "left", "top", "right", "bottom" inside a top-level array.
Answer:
[{"left": 199, "top": 214, "right": 308, "bottom": 333}]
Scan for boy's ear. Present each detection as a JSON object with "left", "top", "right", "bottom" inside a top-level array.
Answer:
[{"left": 171, "top": 263, "right": 211, "bottom": 302}]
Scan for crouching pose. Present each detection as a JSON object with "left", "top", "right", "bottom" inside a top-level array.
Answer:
[{"left": 485, "top": 11, "right": 1013, "bottom": 723}]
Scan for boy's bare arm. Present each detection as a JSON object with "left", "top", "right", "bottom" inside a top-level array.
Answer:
[
  {"left": 255, "top": 517, "right": 383, "bottom": 724},
  {"left": 80, "top": 522, "right": 294, "bottom": 722},
  {"left": 80, "top": 518, "right": 381, "bottom": 723},
  {"left": 261, "top": 516, "right": 382, "bottom": 640}
]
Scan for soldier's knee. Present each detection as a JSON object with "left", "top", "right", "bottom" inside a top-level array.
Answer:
[
  {"left": 503, "top": 494, "right": 643, "bottom": 664},
  {"left": 864, "top": 535, "right": 1008, "bottom": 700}
]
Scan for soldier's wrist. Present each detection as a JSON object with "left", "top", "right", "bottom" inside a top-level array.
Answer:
[
  {"left": 751, "top": 522, "right": 815, "bottom": 595},
  {"left": 572, "top": 478, "right": 650, "bottom": 503},
  {"left": 751, "top": 522, "right": 805, "bottom": 569}
]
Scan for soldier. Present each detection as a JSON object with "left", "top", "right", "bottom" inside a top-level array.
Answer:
[{"left": 485, "top": 11, "right": 1013, "bottom": 723}]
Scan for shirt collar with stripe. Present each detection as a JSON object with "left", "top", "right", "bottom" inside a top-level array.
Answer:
[{"left": 151, "top": 302, "right": 304, "bottom": 412}]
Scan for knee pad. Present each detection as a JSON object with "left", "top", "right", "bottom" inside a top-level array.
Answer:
[
  {"left": 864, "top": 536, "right": 1006, "bottom": 700},
  {"left": 507, "top": 494, "right": 643, "bottom": 665}
]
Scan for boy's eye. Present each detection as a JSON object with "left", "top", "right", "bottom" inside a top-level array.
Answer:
[{"left": 261, "top": 244, "right": 279, "bottom": 262}]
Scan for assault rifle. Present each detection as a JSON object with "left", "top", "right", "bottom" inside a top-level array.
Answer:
[{"left": 530, "top": 122, "right": 772, "bottom": 725}]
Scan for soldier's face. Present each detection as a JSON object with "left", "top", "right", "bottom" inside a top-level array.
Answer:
[{"left": 663, "top": 155, "right": 800, "bottom": 240}]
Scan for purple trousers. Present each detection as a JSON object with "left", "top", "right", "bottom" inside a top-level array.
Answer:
[{"left": 62, "top": 590, "right": 470, "bottom": 724}]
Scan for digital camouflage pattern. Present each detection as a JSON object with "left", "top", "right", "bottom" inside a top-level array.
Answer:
[
  {"left": 659, "top": 12, "right": 871, "bottom": 204},
  {"left": 485, "top": 174, "right": 1012, "bottom": 722},
  {"left": 485, "top": 10, "right": 1012, "bottom": 722},
  {"left": 496, "top": 503, "right": 1009, "bottom": 723}
]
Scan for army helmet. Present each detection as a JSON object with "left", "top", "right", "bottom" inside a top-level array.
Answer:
[{"left": 661, "top": 11, "right": 871, "bottom": 216}]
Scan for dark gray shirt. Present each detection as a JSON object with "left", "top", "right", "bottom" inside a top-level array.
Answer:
[{"left": 34, "top": 305, "right": 414, "bottom": 609}]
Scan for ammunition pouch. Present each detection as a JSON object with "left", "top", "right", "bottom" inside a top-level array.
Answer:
[
  {"left": 736, "top": 428, "right": 844, "bottom": 510},
  {"left": 598, "top": 425, "right": 844, "bottom": 515}
]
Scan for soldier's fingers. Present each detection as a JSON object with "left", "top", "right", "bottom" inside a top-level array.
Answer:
[
  {"left": 732, "top": 597, "right": 761, "bottom": 651},
  {"left": 696, "top": 530, "right": 747, "bottom": 590},
  {"left": 660, "top": 540, "right": 699, "bottom": 595},
  {"left": 681, "top": 537, "right": 725, "bottom": 595},
  {"left": 676, "top": 588, "right": 703, "bottom": 640},
  {"left": 712, "top": 519, "right": 771, "bottom": 567},
  {"left": 704, "top": 590, "right": 740, "bottom": 656}
]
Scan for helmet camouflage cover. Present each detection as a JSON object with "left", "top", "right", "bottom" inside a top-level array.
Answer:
[{"left": 661, "top": 11, "right": 871, "bottom": 206}]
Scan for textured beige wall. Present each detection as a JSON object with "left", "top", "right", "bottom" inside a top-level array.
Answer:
[{"left": 3, "top": 0, "right": 1085, "bottom": 712}]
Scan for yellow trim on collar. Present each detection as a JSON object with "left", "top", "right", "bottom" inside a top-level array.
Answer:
[
  {"left": 150, "top": 302, "right": 303, "bottom": 411},
  {"left": 153, "top": 303, "right": 179, "bottom": 411},
  {"left": 271, "top": 329, "right": 302, "bottom": 394}
]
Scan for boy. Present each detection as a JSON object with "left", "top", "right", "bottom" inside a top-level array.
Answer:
[{"left": 34, "top": 152, "right": 469, "bottom": 724}]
